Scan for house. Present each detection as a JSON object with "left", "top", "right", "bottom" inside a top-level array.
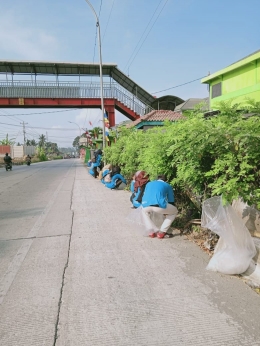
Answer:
[
  {"left": 150, "top": 95, "right": 184, "bottom": 111},
  {"left": 127, "top": 110, "right": 185, "bottom": 130},
  {"left": 201, "top": 50, "right": 260, "bottom": 110},
  {"left": 174, "top": 98, "right": 209, "bottom": 114}
]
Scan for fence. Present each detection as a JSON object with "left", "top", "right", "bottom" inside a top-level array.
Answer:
[{"left": 0, "top": 81, "right": 153, "bottom": 116}]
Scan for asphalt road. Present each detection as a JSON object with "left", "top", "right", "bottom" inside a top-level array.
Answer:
[
  {"left": 0, "top": 159, "right": 76, "bottom": 345},
  {"left": 0, "top": 159, "right": 260, "bottom": 346}
]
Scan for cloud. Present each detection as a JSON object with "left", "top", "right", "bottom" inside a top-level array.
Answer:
[{"left": 0, "top": 12, "right": 60, "bottom": 60}]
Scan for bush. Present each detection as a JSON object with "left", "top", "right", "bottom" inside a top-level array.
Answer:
[
  {"left": 50, "top": 155, "right": 63, "bottom": 160},
  {"left": 37, "top": 148, "right": 48, "bottom": 161},
  {"left": 104, "top": 100, "right": 260, "bottom": 210}
]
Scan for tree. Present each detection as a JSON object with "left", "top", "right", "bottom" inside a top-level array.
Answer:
[
  {"left": 0, "top": 134, "right": 15, "bottom": 145},
  {"left": 73, "top": 136, "right": 80, "bottom": 149},
  {"left": 89, "top": 127, "right": 102, "bottom": 139},
  {"left": 38, "top": 134, "right": 46, "bottom": 148}
]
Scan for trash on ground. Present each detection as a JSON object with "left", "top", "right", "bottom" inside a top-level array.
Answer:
[{"left": 201, "top": 196, "right": 256, "bottom": 275}]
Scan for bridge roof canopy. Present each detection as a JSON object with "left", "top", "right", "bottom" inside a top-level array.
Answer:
[{"left": 0, "top": 60, "right": 155, "bottom": 105}]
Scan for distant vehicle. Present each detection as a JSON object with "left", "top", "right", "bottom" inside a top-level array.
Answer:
[{"left": 63, "top": 154, "right": 71, "bottom": 159}]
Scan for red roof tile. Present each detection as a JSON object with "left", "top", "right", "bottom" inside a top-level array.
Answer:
[{"left": 128, "top": 110, "right": 185, "bottom": 127}]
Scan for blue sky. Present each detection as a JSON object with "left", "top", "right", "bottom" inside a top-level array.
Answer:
[{"left": 0, "top": 0, "right": 259, "bottom": 147}]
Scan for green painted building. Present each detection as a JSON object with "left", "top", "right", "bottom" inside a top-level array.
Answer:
[{"left": 201, "top": 50, "right": 260, "bottom": 109}]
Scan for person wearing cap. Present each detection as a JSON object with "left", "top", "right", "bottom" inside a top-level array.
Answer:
[{"left": 141, "top": 174, "right": 178, "bottom": 239}]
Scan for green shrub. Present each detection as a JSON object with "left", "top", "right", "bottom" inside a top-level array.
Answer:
[{"left": 104, "top": 100, "right": 260, "bottom": 209}]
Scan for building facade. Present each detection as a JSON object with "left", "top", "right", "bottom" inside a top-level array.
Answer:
[{"left": 201, "top": 50, "right": 260, "bottom": 109}]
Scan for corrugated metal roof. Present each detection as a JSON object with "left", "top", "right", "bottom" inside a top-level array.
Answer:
[
  {"left": 0, "top": 60, "right": 155, "bottom": 106},
  {"left": 175, "top": 98, "right": 208, "bottom": 111},
  {"left": 128, "top": 110, "right": 185, "bottom": 127}
]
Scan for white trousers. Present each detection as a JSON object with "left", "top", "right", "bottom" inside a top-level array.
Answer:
[{"left": 142, "top": 204, "right": 178, "bottom": 233}]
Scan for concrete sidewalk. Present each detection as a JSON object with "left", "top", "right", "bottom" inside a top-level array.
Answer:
[{"left": 56, "top": 164, "right": 260, "bottom": 346}]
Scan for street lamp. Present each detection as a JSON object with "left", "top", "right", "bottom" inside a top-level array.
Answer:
[
  {"left": 84, "top": 0, "right": 106, "bottom": 150},
  {"left": 68, "top": 121, "right": 81, "bottom": 137}
]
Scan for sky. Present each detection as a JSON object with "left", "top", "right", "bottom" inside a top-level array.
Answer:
[{"left": 0, "top": 0, "right": 259, "bottom": 147}]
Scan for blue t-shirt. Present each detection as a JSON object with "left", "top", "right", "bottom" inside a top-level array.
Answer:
[
  {"left": 105, "top": 173, "right": 126, "bottom": 189},
  {"left": 93, "top": 154, "right": 102, "bottom": 167},
  {"left": 141, "top": 180, "right": 174, "bottom": 209},
  {"left": 130, "top": 180, "right": 135, "bottom": 193}
]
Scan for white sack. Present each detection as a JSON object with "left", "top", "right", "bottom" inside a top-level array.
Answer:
[{"left": 201, "top": 196, "right": 256, "bottom": 275}]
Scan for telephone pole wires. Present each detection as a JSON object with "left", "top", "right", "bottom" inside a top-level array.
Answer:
[{"left": 20, "top": 121, "right": 28, "bottom": 145}]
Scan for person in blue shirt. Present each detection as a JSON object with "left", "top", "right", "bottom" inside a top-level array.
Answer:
[
  {"left": 130, "top": 170, "right": 150, "bottom": 208},
  {"left": 100, "top": 164, "right": 112, "bottom": 184},
  {"left": 141, "top": 174, "right": 178, "bottom": 239},
  {"left": 89, "top": 149, "right": 103, "bottom": 178},
  {"left": 104, "top": 166, "right": 126, "bottom": 189}
]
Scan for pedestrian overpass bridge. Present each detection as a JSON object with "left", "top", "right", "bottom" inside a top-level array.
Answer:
[{"left": 0, "top": 60, "right": 157, "bottom": 127}]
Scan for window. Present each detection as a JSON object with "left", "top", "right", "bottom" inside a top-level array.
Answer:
[{"left": 212, "top": 82, "right": 222, "bottom": 98}]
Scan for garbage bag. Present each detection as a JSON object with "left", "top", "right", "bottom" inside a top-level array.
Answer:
[
  {"left": 201, "top": 196, "right": 256, "bottom": 275},
  {"left": 126, "top": 206, "right": 165, "bottom": 236}
]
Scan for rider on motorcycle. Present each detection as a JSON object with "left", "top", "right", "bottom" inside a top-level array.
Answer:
[
  {"left": 26, "top": 155, "right": 31, "bottom": 165},
  {"left": 4, "top": 153, "right": 12, "bottom": 171}
]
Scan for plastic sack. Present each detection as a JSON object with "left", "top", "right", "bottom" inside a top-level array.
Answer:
[
  {"left": 126, "top": 206, "right": 165, "bottom": 236},
  {"left": 201, "top": 196, "right": 256, "bottom": 275}
]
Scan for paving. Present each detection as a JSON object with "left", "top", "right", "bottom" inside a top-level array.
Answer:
[
  {"left": 56, "top": 164, "right": 260, "bottom": 346},
  {"left": 0, "top": 160, "right": 260, "bottom": 345}
]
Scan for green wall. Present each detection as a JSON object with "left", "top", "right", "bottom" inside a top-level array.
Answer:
[{"left": 202, "top": 51, "right": 260, "bottom": 110}]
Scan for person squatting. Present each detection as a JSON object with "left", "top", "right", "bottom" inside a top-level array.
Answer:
[
  {"left": 88, "top": 150, "right": 127, "bottom": 190},
  {"left": 131, "top": 172, "right": 178, "bottom": 239}
]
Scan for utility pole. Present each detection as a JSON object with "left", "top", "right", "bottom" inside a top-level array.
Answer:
[
  {"left": 46, "top": 131, "right": 48, "bottom": 142},
  {"left": 20, "top": 121, "right": 28, "bottom": 145}
]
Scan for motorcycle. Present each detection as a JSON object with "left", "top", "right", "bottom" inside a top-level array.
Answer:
[
  {"left": 26, "top": 157, "right": 31, "bottom": 166},
  {"left": 5, "top": 162, "right": 12, "bottom": 171}
]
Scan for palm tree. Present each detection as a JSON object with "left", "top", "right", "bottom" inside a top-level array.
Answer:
[
  {"left": 38, "top": 134, "right": 46, "bottom": 148},
  {"left": 0, "top": 134, "right": 15, "bottom": 145},
  {"left": 89, "top": 127, "right": 102, "bottom": 139}
]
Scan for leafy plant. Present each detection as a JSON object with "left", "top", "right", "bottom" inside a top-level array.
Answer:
[
  {"left": 103, "top": 100, "right": 260, "bottom": 209},
  {"left": 0, "top": 134, "right": 15, "bottom": 145}
]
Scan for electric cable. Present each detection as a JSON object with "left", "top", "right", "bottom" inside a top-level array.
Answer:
[
  {"left": 0, "top": 108, "right": 78, "bottom": 116},
  {"left": 0, "top": 122, "right": 79, "bottom": 131},
  {"left": 151, "top": 76, "right": 207, "bottom": 94},
  {"left": 102, "top": 0, "right": 115, "bottom": 42},
  {"left": 124, "top": 0, "right": 165, "bottom": 72},
  {"left": 92, "top": 0, "right": 103, "bottom": 64},
  {"left": 125, "top": 0, "right": 169, "bottom": 72}
]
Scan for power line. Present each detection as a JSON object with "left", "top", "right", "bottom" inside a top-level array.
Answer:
[
  {"left": 92, "top": 0, "right": 103, "bottom": 63},
  {"left": 0, "top": 108, "right": 78, "bottom": 116},
  {"left": 102, "top": 0, "right": 115, "bottom": 42},
  {"left": 124, "top": 0, "right": 165, "bottom": 72},
  {"left": 20, "top": 121, "right": 28, "bottom": 144},
  {"left": 0, "top": 122, "right": 80, "bottom": 131},
  {"left": 151, "top": 76, "right": 207, "bottom": 94},
  {"left": 125, "top": 0, "right": 169, "bottom": 72}
]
